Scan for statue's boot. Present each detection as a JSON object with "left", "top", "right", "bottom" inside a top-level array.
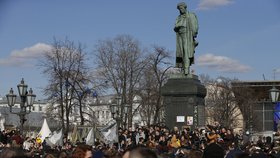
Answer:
[
  {"left": 176, "top": 63, "right": 183, "bottom": 68},
  {"left": 184, "top": 67, "right": 190, "bottom": 75}
]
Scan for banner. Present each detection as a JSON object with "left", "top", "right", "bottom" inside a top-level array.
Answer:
[
  {"left": 85, "top": 128, "right": 94, "bottom": 145},
  {"left": 102, "top": 123, "right": 117, "bottom": 143},
  {"left": 46, "top": 129, "right": 63, "bottom": 147},
  {"left": 71, "top": 125, "right": 78, "bottom": 143},
  {"left": 187, "top": 116, "right": 193, "bottom": 125}
]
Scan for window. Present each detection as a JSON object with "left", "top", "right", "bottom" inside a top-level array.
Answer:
[
  {"left": 106, "top": 111, "right": 109, "bottom": 119},
  {"left": 102, "top": 111, "right": 105, "bottom": 118}
]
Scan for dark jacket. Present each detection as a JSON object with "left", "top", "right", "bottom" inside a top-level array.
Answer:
[{"left": 203, "top": 143, "right": 225, "bottom": 158}]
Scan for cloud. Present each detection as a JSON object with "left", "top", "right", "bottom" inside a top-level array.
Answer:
[
  {"left": 0, "top": 43, "right": 52, "bottom": 67},
  {"left": 10, "top": 43, "right": 52, "bottom": 58},
  {"left": 197, "top": 53, "right": 251, "bottom": 73},
  {"left": 198, "top": 0, "right": 234, "bottom": 10}
]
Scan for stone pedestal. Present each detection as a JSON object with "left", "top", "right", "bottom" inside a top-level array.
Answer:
[{"left": 161, "top": 74, "right": 206, "bottom": 130}]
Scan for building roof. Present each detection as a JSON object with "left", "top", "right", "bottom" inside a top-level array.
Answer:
[
  {"left": 0, "top": 97, "right": 47, "bottom": 105},
  {"left": 0, "top": 106, "right": 60, "bottom": 130},
  {"left": 232, "top": 80, "right": 280, "bottom": 87},
  {"left": 232, "top": 80, "right": 280, "bottom": 101}
]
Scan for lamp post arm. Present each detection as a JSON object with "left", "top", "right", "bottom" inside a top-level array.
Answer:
[{"left": 9, "top": 106, "right": 19, "bottom": 114}]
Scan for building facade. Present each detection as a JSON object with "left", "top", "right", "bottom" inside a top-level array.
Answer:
[
  {"left": 0, "top": 97, "right": 59, "bottom": 132},
  {"left": 232, "top": 80, "right": 280, "bottom": 132},
  {"left": 0, "top": 94, "right": 144, "bottom": 131}
]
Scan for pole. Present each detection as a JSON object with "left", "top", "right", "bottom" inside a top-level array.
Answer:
[
  {"left": 263, "top": 101, "right": 265, "bottom": 131},
  {"left": 19, "top": 113, "right": 25, "bottom": 135},
  {"left": 116, "top": 117, "right": 120, "bottom": 149},
  {"left": 249, "top": 103, "right": 253, "bottom": 140},
  {"left": 19, "top": 97, "right": 26, "bottom": 135}
]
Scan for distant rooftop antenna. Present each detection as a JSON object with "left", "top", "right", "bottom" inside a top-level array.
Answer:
[{"left": 263, "top": 74, "right": 266, "bottom": 80}]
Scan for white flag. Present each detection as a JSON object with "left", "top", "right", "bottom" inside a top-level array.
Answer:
[
  {"left": 0, "top": 113, "right": 5, "bottom": 130},
  {"left": 37, "top": 118, "right": 52, "bottom": 142},
  {"left": 86, "top": 128, "right": 94, "bottom": 145},
  {"left": 103, "top": 123, "right": 117, "bottom": 143},
  {"left": 46, "top": 129, "right": 63, "bottom": 147}
]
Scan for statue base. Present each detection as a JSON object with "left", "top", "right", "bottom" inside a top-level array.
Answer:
[{"left": 161, "top": 74, "right": 206, "bottom": 130}]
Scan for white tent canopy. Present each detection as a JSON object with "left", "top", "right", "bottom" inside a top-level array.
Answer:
[{"left": 37, "top": 118, "right": 52, "bottom": 142}]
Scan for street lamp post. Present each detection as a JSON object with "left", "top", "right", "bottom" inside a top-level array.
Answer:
[
  {"left": 6, "top": 78, "right": 36, "bottom": 134},
  {"left": 110, "top": 96, "right": 129, "bottom": 145},
  {"left": 269, "top": 86, "right": 280, "bottom": 103},
  {"left": 269, "top": 86, "right": 280, "bottom": 131}
]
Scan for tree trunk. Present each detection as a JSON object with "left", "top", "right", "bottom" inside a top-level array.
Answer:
[
  {"left": 79, "top": 98, "right": 84, "bottom": 125},
  {"left": 59, "top": 78, "right": 65, "bottom": 133}
]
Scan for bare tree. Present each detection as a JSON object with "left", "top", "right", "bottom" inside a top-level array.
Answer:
[
  {"left": 39, "top": 38, "right": 90, "bottom": 135},
  {"left": 139, "top": 46, "right": 172, "bottom": 125},
  {"left": 232, "top": 83, "right": 260, "bottom": 131},
  {"left": 199, "top": 74, "right": 214, "bottom": 85},
  {"left": 203, "top": 76, "right": 241, "bottom": 128},
  {"left": 94, "top": 35, "right": 147, "bottom": 127}
]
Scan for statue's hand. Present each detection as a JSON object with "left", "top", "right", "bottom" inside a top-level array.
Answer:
[{"left": 194, "top": 41, "right": 199, "bottom": 47}]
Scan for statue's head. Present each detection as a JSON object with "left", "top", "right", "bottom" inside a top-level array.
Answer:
[{"left": 177, "top": 2, "right": 187, "bottom": 9}]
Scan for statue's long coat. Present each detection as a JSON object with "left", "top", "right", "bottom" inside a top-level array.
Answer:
[{"left": 175, "top": 12, "right": 198, "bottom": 70}]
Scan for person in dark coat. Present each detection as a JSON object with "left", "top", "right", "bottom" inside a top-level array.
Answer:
[
  {"left": 226, "top": 143, "right": 243, "bottom": 158},
  {"left": 203, "top": 132, "right": 225, "bottom": 158}
]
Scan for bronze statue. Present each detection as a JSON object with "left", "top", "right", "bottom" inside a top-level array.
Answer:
[{"left": 174, "top": 2, "right": 198, "bottom": 75}]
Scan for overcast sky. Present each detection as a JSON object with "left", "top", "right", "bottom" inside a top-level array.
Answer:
[{"left": 0, "top": 0, "right": 279, "bottom": 99}]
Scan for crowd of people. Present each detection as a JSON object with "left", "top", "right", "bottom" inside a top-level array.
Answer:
[{"left": 0, "top": 123, "right": 280, "bottom": 158}]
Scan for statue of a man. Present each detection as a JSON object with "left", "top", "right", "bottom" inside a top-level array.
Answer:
[{"left": 174, "top": 2, "right": 198, "bottom": 75}]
